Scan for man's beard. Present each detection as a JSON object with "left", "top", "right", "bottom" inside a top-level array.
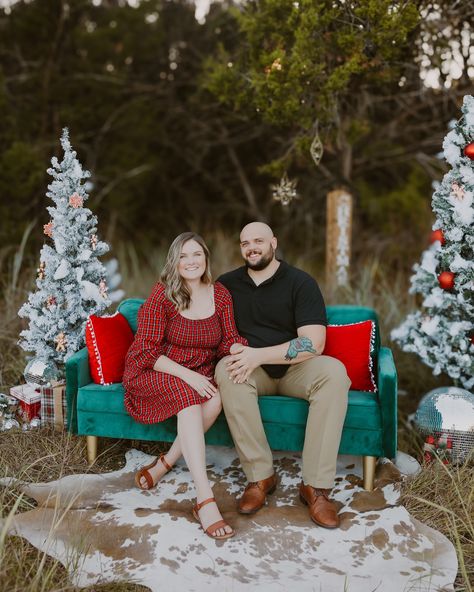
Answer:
[{"left": 245, "top": 247, "right": 275, "bottom": 271}]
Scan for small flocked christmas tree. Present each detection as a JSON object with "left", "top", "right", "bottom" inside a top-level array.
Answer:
[
  {"left": 392, "top": 95, "right": 474, "bottom": 391},
  {"left": 18, "top": 129, "right": 112, "bottom": 377}
]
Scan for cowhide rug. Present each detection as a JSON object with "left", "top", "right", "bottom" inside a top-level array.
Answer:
[{"left": 2, "top": 447, "right": 457, "bottom": 592}]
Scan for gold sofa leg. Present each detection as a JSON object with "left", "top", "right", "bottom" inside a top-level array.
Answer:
[
  {"left": 363, "top": 456, "right": 377, "bottom": 491},
  {"left": 86, "top": 435, "right": 98, "bottom": 465}
]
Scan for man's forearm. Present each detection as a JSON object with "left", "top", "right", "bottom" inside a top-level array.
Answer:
[{"left": 256, "top": 336, "right": 323, "bottom": 366}]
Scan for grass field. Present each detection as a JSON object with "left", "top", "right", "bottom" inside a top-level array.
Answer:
[{"left": 0, "top": 242, "right": 472, "bottom": 591}]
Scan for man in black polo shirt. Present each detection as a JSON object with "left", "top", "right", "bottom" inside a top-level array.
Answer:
[{"left": 216, "top": 222, "right": 351, "bottom": 528}]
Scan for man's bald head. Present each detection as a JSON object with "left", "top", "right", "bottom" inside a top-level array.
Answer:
[
  {"left": 239, "top": 221, "right": 277, "bottom": 271},
  {"left": 240, "top": 222, "right": 274, "bottom": 242}
]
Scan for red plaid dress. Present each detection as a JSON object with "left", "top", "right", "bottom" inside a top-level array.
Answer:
[{"left": 123, "top": 281, "right": 247, "bottom": 424}]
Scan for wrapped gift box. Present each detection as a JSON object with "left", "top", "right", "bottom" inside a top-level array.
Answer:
[
  {"left": 10, "top": 383, "right": 41, "bottom": 421},
  {"left": 40, "top": 381, "right": 67, "bottom": 430}
]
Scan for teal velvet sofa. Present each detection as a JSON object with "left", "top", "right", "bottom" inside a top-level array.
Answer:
[{"left": 65, "top": 299, "right": 397, "bottom": 491}]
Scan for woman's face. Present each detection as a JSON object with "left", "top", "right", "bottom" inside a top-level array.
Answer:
[{"left": 178, "top": 239, "right": 206, "bottom": 282}]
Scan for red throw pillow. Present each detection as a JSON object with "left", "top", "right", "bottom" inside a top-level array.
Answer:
[
  {"left": 322, "top": 320, "right": 377, "bottom": 392},
  {"left": 85, "top": 312, "right": 134, "bottom": 385}
]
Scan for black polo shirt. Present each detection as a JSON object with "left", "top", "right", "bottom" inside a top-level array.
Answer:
[{"left": 218, "top": 260, "right": 327, "bottom": 378}]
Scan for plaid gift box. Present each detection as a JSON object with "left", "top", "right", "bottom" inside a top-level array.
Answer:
[
  {"left": 40, "top": 381, "right": 67, "bottom": 430},
  {"left": 10, "top": 383, "right": 42, "bottom": 421}
]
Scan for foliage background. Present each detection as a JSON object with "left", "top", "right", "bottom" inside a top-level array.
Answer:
[{"left": 0, "top": 0, "right": 472, "bottom": 275}]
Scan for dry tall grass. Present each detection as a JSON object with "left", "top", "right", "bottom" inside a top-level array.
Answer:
[
  {"left": 0, "top": 237, "right": 472, "bottom": 590},
  {"left": 0, "top": 428, "right": 161, "bottom": 591},
  {"left": 401, "top": 457, "right": 474, "bottom": 592}
]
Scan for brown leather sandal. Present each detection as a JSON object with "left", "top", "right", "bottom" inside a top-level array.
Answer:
[
  {"left": 134, "top": 453, "right": 173, "bottom": 490},
  {"left": 192, "top": 496, "right": 235, "bottom": 540}
]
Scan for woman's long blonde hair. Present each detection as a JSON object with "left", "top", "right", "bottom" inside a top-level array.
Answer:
[{"left": 160, "top": 232, "right": 212, "bottom": 311}]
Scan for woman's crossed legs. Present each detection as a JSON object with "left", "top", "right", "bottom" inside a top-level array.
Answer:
[{"left": 138, "top": 393, "right": 232, "bottom": 537}]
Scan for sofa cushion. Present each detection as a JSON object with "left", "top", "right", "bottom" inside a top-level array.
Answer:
[
  {"left": 77, "top": 384, "right": 381, "bottom": 431},
  {"left": 85, "top": 312, "right": 134, "bottom": 385},
  {"left": 322, "top": 320, "right": 377, "bottom": 392},
  {"left": 258, "top": 392, "right": 381, "bottom": 430},
  {"left": 78, "top": 383, "right": 126, "bottom": 414}
]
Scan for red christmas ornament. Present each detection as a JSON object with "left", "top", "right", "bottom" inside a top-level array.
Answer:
[
  {"left": 423, "top": 435, "right": 436, "bottom": 464},
  {"left": 463, "top": 142, "right": 474, "bottom": 160},
  {"left": 430, "top": 229, "right": 445, "bottom": 245},
  {"left": 438, "top": 271, "right": 455, "bottom": 290}
]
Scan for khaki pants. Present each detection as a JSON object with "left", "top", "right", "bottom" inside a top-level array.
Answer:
[{"left": 215, "top": 356, "right": 350, "bottom": 489}]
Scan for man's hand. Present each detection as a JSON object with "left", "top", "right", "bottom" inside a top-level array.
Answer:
[{"left": 226, "top": 345, "right": 261, "bottom": 384}]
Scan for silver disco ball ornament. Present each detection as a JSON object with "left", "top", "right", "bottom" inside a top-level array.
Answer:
[
  {"left": 24, "top": 357, "right": 59, "bottom": 386},
  {"left": 415, "top": 387, "right": 474, "bottom": 464}
]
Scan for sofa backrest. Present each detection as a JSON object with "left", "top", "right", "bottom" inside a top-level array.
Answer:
[
  {"left": 118, "top": 299, "right": 144, "bottom": 333},
  {"left": 117, "top": 299, "right": 380, "bottom": 352}
]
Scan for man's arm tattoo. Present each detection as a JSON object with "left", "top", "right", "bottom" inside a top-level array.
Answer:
[{"left": 284, "top": 337, "right": 316, "bottom": 361}]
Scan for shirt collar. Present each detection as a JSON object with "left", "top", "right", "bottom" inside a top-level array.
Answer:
[{"left": 240, "top": 260, "right": 287, "bottom": 286}]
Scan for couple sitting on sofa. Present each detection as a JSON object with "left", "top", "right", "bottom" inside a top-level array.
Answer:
[{"left": 123, "top": 222, "right": 351, "bottom": 541}]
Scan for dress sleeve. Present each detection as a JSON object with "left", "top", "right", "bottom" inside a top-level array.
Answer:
[
  {"left": 215, "top": 283, "right": 248, "bottom": 359},
  {"left": 126, "top": 284, "right": 167, "bottom": 371}
]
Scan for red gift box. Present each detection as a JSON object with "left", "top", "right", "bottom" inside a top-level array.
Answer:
[{"left": 10, "top": 384, "right": 41, "bottom": 421}]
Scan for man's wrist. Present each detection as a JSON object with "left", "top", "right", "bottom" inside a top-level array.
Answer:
[{"left": 254, "top": 347, "right": 269, "bottom": 366}]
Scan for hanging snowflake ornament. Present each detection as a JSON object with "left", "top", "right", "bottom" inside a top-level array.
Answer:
[
  {"left": 69, "top": 192, "right": 83, "bottom": 208},
  {"left": 54, "top": 332, "right": 67, "bottom": 352},
  {"left": 271, "top": 173, "right": 299, "bottom": 206},
  {"left": 310, "top": 127, "right": 324, "bottom": 167},
  {"left": 43, "top": 221, "right": 54, "bottom": 238}
]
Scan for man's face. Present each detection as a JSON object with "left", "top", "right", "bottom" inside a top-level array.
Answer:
[{"left": 240, "top": 232, "right": 276, "bottom": 271}]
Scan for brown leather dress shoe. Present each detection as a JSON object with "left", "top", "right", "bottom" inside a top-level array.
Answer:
[
  {"left": 238, "top": 474, "right": 277, "bottom": 514},
  {"left": 299, "top": 482, "right": 340, "bottom": 529}
]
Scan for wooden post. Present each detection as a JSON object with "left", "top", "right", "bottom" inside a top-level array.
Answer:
[{"left": 326, "top": 189, "right": 353, "bottom": 299}]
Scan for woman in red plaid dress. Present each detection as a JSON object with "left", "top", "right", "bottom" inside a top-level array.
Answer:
[{"left": 123, "top": 232, "right": 247, "bottom": 540}]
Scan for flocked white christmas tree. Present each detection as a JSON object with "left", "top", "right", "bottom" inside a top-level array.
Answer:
[
  {"left": 18, "top": 128, "right": 113, "bottom": 376},
  {"left": 392, "top": 95, "right": 474, "bottom": 391}
]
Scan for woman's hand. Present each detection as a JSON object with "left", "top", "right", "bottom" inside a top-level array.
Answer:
[
  {"left": 229, "top": 342, "right": 245, "bottom": 355},
  {"left": 183, "top": 369, "right": 219, "bottom": 400}
]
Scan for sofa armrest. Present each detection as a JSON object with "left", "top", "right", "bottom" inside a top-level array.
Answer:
[
  {"left": 65, "top": 347, "right": 91, "bottom": 434},
  {"left": 377, "top": 347, "right": 398, "bottom": 459}
]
